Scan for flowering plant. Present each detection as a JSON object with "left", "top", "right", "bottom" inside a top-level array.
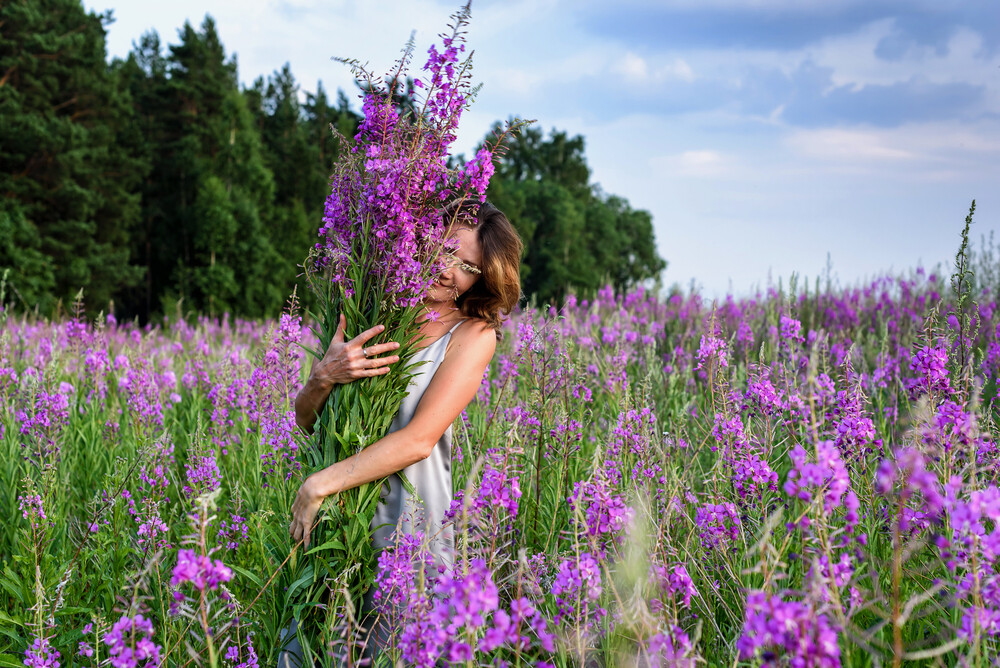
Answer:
[{"left": 292, "top": 3, "right": 524, "bottom": 658}]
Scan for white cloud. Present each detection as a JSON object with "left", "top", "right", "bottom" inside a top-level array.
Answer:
[
  {"left": 651, "top": 149, "right": 733, "bottom": 178},
  {"left": 786, "top": 128, "right": 917, "bottom": 162},
  {"left": 618, "top": 52, "right": 649, "bottom": 82},
  {"left": 83, "top": 0, "right": 1000, "bottom": 297}
]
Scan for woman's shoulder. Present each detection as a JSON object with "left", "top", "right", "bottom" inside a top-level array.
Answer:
[{"left": 448, "top": 318, "right": 497, "bottom": 355}]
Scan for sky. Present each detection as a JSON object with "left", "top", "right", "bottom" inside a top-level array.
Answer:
[{"left": 85, "top": 0, "right": 1000, "bottom": 298}]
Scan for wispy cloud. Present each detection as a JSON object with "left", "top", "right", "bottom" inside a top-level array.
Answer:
[{"left": 87, "top": 0, "right": 1000, "bottom": 296}]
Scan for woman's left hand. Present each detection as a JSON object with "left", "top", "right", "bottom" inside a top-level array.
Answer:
[{"left": 289, "top": 475, "right": 327, "bottom": 549}]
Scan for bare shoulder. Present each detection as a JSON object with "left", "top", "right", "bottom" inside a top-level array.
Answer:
[{"left": 446, "top": 318, "right": 497, "bottom": 358}]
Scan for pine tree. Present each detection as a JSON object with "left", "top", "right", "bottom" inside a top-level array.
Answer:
[
  {"left": 0, "top": 0, "right": 144, "bottom": 313},
  {"left": 486, "top": 124, "right": 666, "bottom": 304},
  {"left": 120, "top": 16, "right": 283, "bottom": 318}
]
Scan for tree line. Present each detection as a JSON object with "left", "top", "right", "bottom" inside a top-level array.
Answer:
[{"left": 0, "top": 0, "right": 665, "bottom": 321}]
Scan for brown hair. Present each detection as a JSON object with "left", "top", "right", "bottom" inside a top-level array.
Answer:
[{"left": 445, "top": 201, "right": 523, "bottom": 335}]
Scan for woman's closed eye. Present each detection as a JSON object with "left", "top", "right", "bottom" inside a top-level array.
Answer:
[{"left": 444, "top": 253, "right": 481, "bottom": 276}]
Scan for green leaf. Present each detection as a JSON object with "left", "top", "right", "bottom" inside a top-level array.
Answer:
[
  {"left": 306, "top": 538, "right": 348, "bottom": 555},
  {"left": 230, "top": 565, "right": 264, "bottom": 589}
]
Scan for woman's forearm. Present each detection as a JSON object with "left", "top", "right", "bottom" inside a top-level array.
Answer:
[
  {"left": 308, "top": 427, "right": 434, "bottom": 498},
  {"left": 294, "top": 375, "right": 334, "bottom": 433}
]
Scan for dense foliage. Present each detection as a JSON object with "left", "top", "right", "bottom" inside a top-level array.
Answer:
[
  {"left": 3, "top": 213, "right": 1000, "bottom": 664},
  {"left": 0, "top": 0, "right": 664, "bottom": 321}
]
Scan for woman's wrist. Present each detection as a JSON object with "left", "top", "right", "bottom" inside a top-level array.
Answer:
[
  {"left": 306, "top": 369, "right": 335, "bottom": 394},
  {"left": 308, "top": 467, "right": 340, "bottom": 499}
]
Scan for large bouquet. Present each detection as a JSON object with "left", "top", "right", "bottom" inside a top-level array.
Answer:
[{"left": 289, "top": 3, "right": 520, "bottom": 659}]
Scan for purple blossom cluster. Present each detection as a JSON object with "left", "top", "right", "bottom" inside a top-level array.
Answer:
[
  {"left": 218, "top": 514, "right": 249, "bottom": 551},
  {"left": 18, "top": 493, "right": 46, "bottom": 528},
  {"left": 315, "top": 8, "right": 503, "bottom": 307},
  {"left": 23, "top": 634, "right": 60, "bottom": 668},
  {"left": 16, "top": 385, "right": 71, "bottom": 466},
  {"left": 784, "top": 441, "right": 856, "bottom": 530},
  {"left": 171, "top": 548, "right": 233, "bottom": 592},
  {"left": 183, "top": 451, "right": 222, "bottom": 498},
  {"left": 650, "top": 563, "right": 697, "bottom": 609},
  {"left": 103, "top": 614, "right": 162, "bottom": 668},
  {"left": 378, "top": 549, "right": 554, "bottom": 667},
  {"left": 551, "top": 552, "right": 605, "bottom": 625},
  {"left": 710, "top": 411, "right": 778, "bottom": 502},
  {"left": 876, "top": 447, "right": 944, "bottom": 532},
  {"left": 696, "top": 335, "right": 728, "bottom": 371},
  {"left": 907, "top": 341, "right": 951, "bottom": 399},
  {"left": 737, "top": 591, "right": 840, "bottom": 667},
  {"left": 644, "top": 627, "right": 697, "bottom": 668},
  {"left": 567, "top": 478, "right": 632, "bottom": 553},
  {"left": 694, "top": 501, "right": 741, "bottom": 549},
  {"left": 224, "top": 639, "right": 259, "bottom": 668}
]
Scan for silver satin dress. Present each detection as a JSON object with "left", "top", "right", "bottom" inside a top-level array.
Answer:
[
  {"left": 278, "top": 321, "right": 462, "bottom": 668},
  {"left": 369, "top": 319, "right": 462, "bottom": 566}
]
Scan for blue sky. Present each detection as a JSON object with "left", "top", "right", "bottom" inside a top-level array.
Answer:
[{"left": 86, "top": 0, "right": 1000, "bottom": 297}]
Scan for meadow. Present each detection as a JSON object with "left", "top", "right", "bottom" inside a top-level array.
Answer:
[{"left": 3, "top": 224, "right": 1000, "bottom": 667}]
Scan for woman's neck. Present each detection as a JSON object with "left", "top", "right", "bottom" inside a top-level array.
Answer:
[{"left": 419, "top": 301, "right": 463, "bottom": 328}]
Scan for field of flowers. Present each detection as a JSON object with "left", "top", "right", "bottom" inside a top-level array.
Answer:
[{"left": 3, "top": 234, "right": 1000, "bottom": 666}]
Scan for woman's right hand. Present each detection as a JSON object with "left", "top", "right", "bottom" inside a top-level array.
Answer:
[{"left": 307, "top": 313, "right": 401, "bottom": 389}]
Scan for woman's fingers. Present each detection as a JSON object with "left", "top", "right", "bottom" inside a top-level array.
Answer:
[
  {"left": 366, "top": 354, "right": 399, "bottom": 369},
  {"left": 362, "top": 341, "right": 401, "bottom": 358},
  {"left": 332, "top": 313, "right": 347, "bottom": 344},
  {"left": 350, "top": 323, "right": 386, "bottom": 348}
]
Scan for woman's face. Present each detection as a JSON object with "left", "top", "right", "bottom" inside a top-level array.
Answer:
[{"left": 427, "top": 225, "right": 482, "bottom": 304}]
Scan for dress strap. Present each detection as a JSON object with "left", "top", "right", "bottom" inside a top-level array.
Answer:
[{"left": 447, "top": 318, "right": 467, "bottom": 334}]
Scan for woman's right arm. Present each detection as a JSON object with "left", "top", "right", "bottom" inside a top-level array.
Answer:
[{"left": 294, "top": 314, "right": 400, "bottom": 433}]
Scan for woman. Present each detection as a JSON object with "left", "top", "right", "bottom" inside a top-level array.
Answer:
[{"left": 283, "top": 201, "right": 522, "bottom": 661}]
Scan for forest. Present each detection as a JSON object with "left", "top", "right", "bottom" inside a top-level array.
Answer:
[{"left": 0, "top": 0, "right": 666, "bottom": 321}]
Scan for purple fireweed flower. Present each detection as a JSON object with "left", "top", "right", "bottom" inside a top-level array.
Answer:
[
  {"left": 478, "top": 465, "right": 522, "bottom": 517},
  {"left": 18, "top": 494, "right": 46, "bottom": 528},
  {"left": 551, "top": 552, "right": 604, "bottom": 625},
  {"left": 607, "top": 407, "right": 656, "bottom": 458},
  {"left": 24, "top": 634, "right": 60, "bottom": 668},
  {"left": 745, "top": 364, "right": 785, "bottom": 417},
  {"left": 927, "top": 400, "right": 979, "bottom": 454},
  {"left": 218, "top": 515, "right": 249, "bottom": 551},
  {"left": 568, "top": 478, "right": 632, "bottom": 552},
  {"left": 876, "top": 448, "right": 942, "bottom": 507},
  {"left": 16, "top": 388, "right": 71, "bottom": 465},
  {"left": 171, "top": 549, "right": 233, "bottom": 591},
  {"left": 433, "top": 558, "right": 499, "bottom": 630},
  {"left": 136, "top": 513, "right": 169, "bottom": 550},
  {"left": 651, "top": 563, "right": 697, "bottom": 608},
  {"left": 646, "top": 627, "right": 697, "bottom": 668},
  {"left": 907, "top": 342, "right": 951, "bottom": 398},
  {"left": 103, "top": 614, "right": 162, "bottom": 668},
  {"left": 696, "top": 335, "right": 728, "bottom": 371},
  {"left": 695, "top": 502, "right": 741, "bottom": 549},
  {"left": 711, "top": 412, "right": 778, "bottom": 502},
  {"left": 784, "top": 441, "right": 852, "bottom": 517},
  {"left": 396, "top": 555, "right": 540, "bottom": 666},
  {"left": 78, "top": 622, "right": 94, "bottom": 657},
  {"left": 960, "top": 606, "right": 1000, "bottom": 641},
  {"left": 183, "top": 451, "right": 221, "bottom": 497},
  {"left": 780, "top": 315, "right": 804, "bottom": 343},
  {"left": 223, "top": 639, "right": 259, "bottom": 668},
  {"left": 737, "top": 591, "right": 840, "bottom": 667},
  {"left": 373, "top": 532, "right": 435, "bottom": 612}
]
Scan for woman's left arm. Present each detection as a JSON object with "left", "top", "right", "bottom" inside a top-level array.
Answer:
[{"left": 289, "top": 322, "right": 497, "bottom": 548}]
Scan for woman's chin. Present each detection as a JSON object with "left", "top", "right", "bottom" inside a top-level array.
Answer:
[{"left": 424, "top": 287, "right": 448, "bottom": 304}]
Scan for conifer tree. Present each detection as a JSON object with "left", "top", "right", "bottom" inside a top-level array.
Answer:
[
  {"left": 122, "top": 16, "right": 283, "bottom": 318},
  {"left": 486, "top": 125, "right": 665, "bottom": 304},
  {"left": 0, "top": 0, "right": 143, "bottom": 313}
]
